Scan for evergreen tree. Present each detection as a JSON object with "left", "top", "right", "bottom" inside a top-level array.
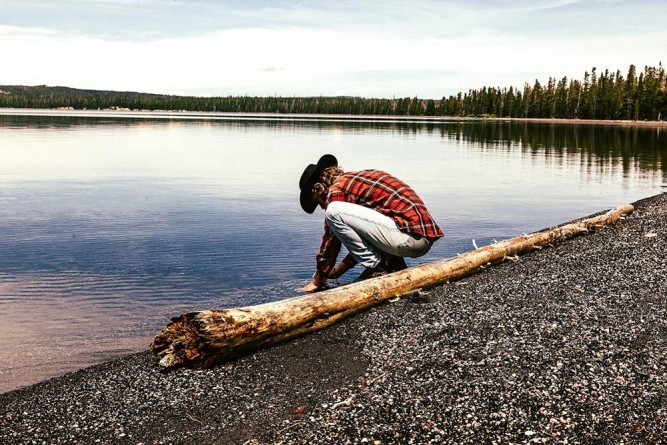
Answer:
[{"left": 1, "top": 63, "right": 665, "bottom": 120}]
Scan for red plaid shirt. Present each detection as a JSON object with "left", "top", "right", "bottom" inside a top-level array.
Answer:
[{"left": 314, "top": 170, "right": 443, "bottom": 283}]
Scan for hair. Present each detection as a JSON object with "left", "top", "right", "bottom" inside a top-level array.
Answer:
[
  {"left": 312, "top": 165, "right": 343, "bottom": 197},
  {"left": 318, "top": 166, "right": 343, "bottom": 187}
]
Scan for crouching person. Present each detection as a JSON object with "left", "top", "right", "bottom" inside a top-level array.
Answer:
[{"left": 299, "top": 154, "right": 444, "bottom": 293}]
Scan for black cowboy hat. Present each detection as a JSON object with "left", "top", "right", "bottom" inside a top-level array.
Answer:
[{"left": 299, "top": 154, "right": 338, "bottom": 213}]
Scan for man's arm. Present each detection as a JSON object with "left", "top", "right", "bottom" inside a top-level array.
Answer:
[
  {"left": 303, "top": 253, "right": 357, "bottom": 293},
  {"left": 302, "top": 223, "right": 341, "bottom": 292},
  {"left": 303, "top": 183, "right": 358, "bottom": 293},
  {"left": 329, "top": 254, "right": 357, "bottom": 279}
]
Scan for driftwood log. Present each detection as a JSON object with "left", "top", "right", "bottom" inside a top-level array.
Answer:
[{"left": 151, "top": 204, "right": 634, "bottom": 369}]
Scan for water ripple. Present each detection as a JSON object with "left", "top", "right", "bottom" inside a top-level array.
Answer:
[{"left": 1, "top": 115, "right": 664, "bottom": 393}]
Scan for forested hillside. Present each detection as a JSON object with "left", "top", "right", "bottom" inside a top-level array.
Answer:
[{"left": 1, "top": 64, "right": 664, "bottom": 120}]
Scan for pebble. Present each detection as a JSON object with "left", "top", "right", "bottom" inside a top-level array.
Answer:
[{"left": 0, "top": 193, "right": 665, "bottom": 444}]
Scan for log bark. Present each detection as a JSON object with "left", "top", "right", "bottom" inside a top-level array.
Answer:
[{"left": 151, "top": 204, "right": 634, "bottom": 369}]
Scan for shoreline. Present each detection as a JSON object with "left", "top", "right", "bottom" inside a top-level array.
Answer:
[
  {"left": 1, "top": 193, "right": 666, "bottom": 444},
  {"left": 1, "top": 107, "right": 666, "bottom": 128}
]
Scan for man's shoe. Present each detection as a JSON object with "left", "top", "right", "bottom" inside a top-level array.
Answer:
[
  {"left": 354, "top": 263, "right": 389, "bottom": 282},
  {"left": 354, "top": 254, "right": 407, "bottom": 282},
  {"left": 383, "top": 254, "right": 407, "bottom": 272}
]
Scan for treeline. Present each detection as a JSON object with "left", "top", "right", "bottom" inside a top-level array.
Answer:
[
  {"left": 442, "top": 64, "right": 666, "bottom": 121},
  {"left": 1, "top": 63, "right": 665, "bottom": 120}
]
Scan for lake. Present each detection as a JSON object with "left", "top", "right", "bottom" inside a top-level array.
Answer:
[{"left": 1, "top": 110, "right": 665, "bottom": 393}]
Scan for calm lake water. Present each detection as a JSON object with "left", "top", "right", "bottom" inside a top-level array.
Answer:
[{"left": 1, "top": 110, "right": 665, "bottom": 393}]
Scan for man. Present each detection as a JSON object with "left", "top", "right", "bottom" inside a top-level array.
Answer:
[{"left": 299, "top": 154, "right": 444, "bottom": 293}]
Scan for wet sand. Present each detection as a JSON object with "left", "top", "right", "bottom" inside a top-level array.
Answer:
[{"left": 1, "top": 193, "right": 665, "bottom": 444}]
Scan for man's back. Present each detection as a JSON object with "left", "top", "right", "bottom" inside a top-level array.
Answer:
[{"left": 329, "top": 169, "right": 443, "bottom": 240}]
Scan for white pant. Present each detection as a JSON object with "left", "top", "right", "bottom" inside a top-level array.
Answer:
[{"left": 325, "top": 201, "right": 433, "bottom": 268}]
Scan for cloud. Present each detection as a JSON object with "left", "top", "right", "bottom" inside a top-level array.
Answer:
[
  {"left": 1, "top": 0, "right": 665, "bottom": 98},
  {"left": 511, "top": 0, "right": 582, "bottom": 11},
  {"left": 0, "top": 25, "right": 60, "bottom": 38},
  {"left": 260, "top": 66, "right": 283, "bottom": 73}
]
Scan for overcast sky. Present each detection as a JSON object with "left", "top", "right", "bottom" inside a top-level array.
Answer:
[{"left": 0, "top": 0, "right": 665, "bottom": 98}]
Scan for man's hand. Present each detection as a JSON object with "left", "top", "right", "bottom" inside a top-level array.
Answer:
[{"left": 302, "top": 281, "right": 321, "bottom": 293}]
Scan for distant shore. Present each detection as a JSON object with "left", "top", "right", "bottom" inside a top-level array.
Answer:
[
  {"left": 1, "top": 192, "right": 665, "bottom": 444},
  {"left": 1, "top": 107, "right": 666, "bottom": 127}
]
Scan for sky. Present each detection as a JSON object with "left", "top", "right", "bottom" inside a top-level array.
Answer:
[{"left": 0, "top": 0, "right": 665, "bottom": 98}]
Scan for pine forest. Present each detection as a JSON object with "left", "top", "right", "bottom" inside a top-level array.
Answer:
[{"left": 1, "top": 64, "right": 665, "bottom": 121}]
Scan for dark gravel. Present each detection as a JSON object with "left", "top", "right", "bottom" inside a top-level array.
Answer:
[{"left": 1, "top": 193, "right": 666, "bottom": 444}]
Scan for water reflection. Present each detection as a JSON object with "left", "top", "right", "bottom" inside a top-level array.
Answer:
[
  {"left": 3, "top": 112, "right": 663, "bottom": 173},
  {"left": 458, "top": 122, "right": 666, "bottom": 175},
  {"left": 0, "top": 112, "right": 664, "bottom": 393}
]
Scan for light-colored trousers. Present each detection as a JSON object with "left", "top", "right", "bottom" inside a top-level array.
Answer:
[{"left": 325, "top": 201, "right": 433, "bottom": 268}]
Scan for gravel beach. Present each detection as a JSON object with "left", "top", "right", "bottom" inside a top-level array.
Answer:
[{"left": 1, "top": 193, "right": 665, "bottom": 444}]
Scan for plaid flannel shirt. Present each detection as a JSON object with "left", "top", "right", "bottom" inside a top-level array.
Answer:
[{"left": 314, "top": 170, "right": 444, "bottom": 283}]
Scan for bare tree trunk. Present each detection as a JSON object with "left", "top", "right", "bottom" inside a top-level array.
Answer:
[{"left": 151, "top": 204, "right": 634, "bottom": 370}]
